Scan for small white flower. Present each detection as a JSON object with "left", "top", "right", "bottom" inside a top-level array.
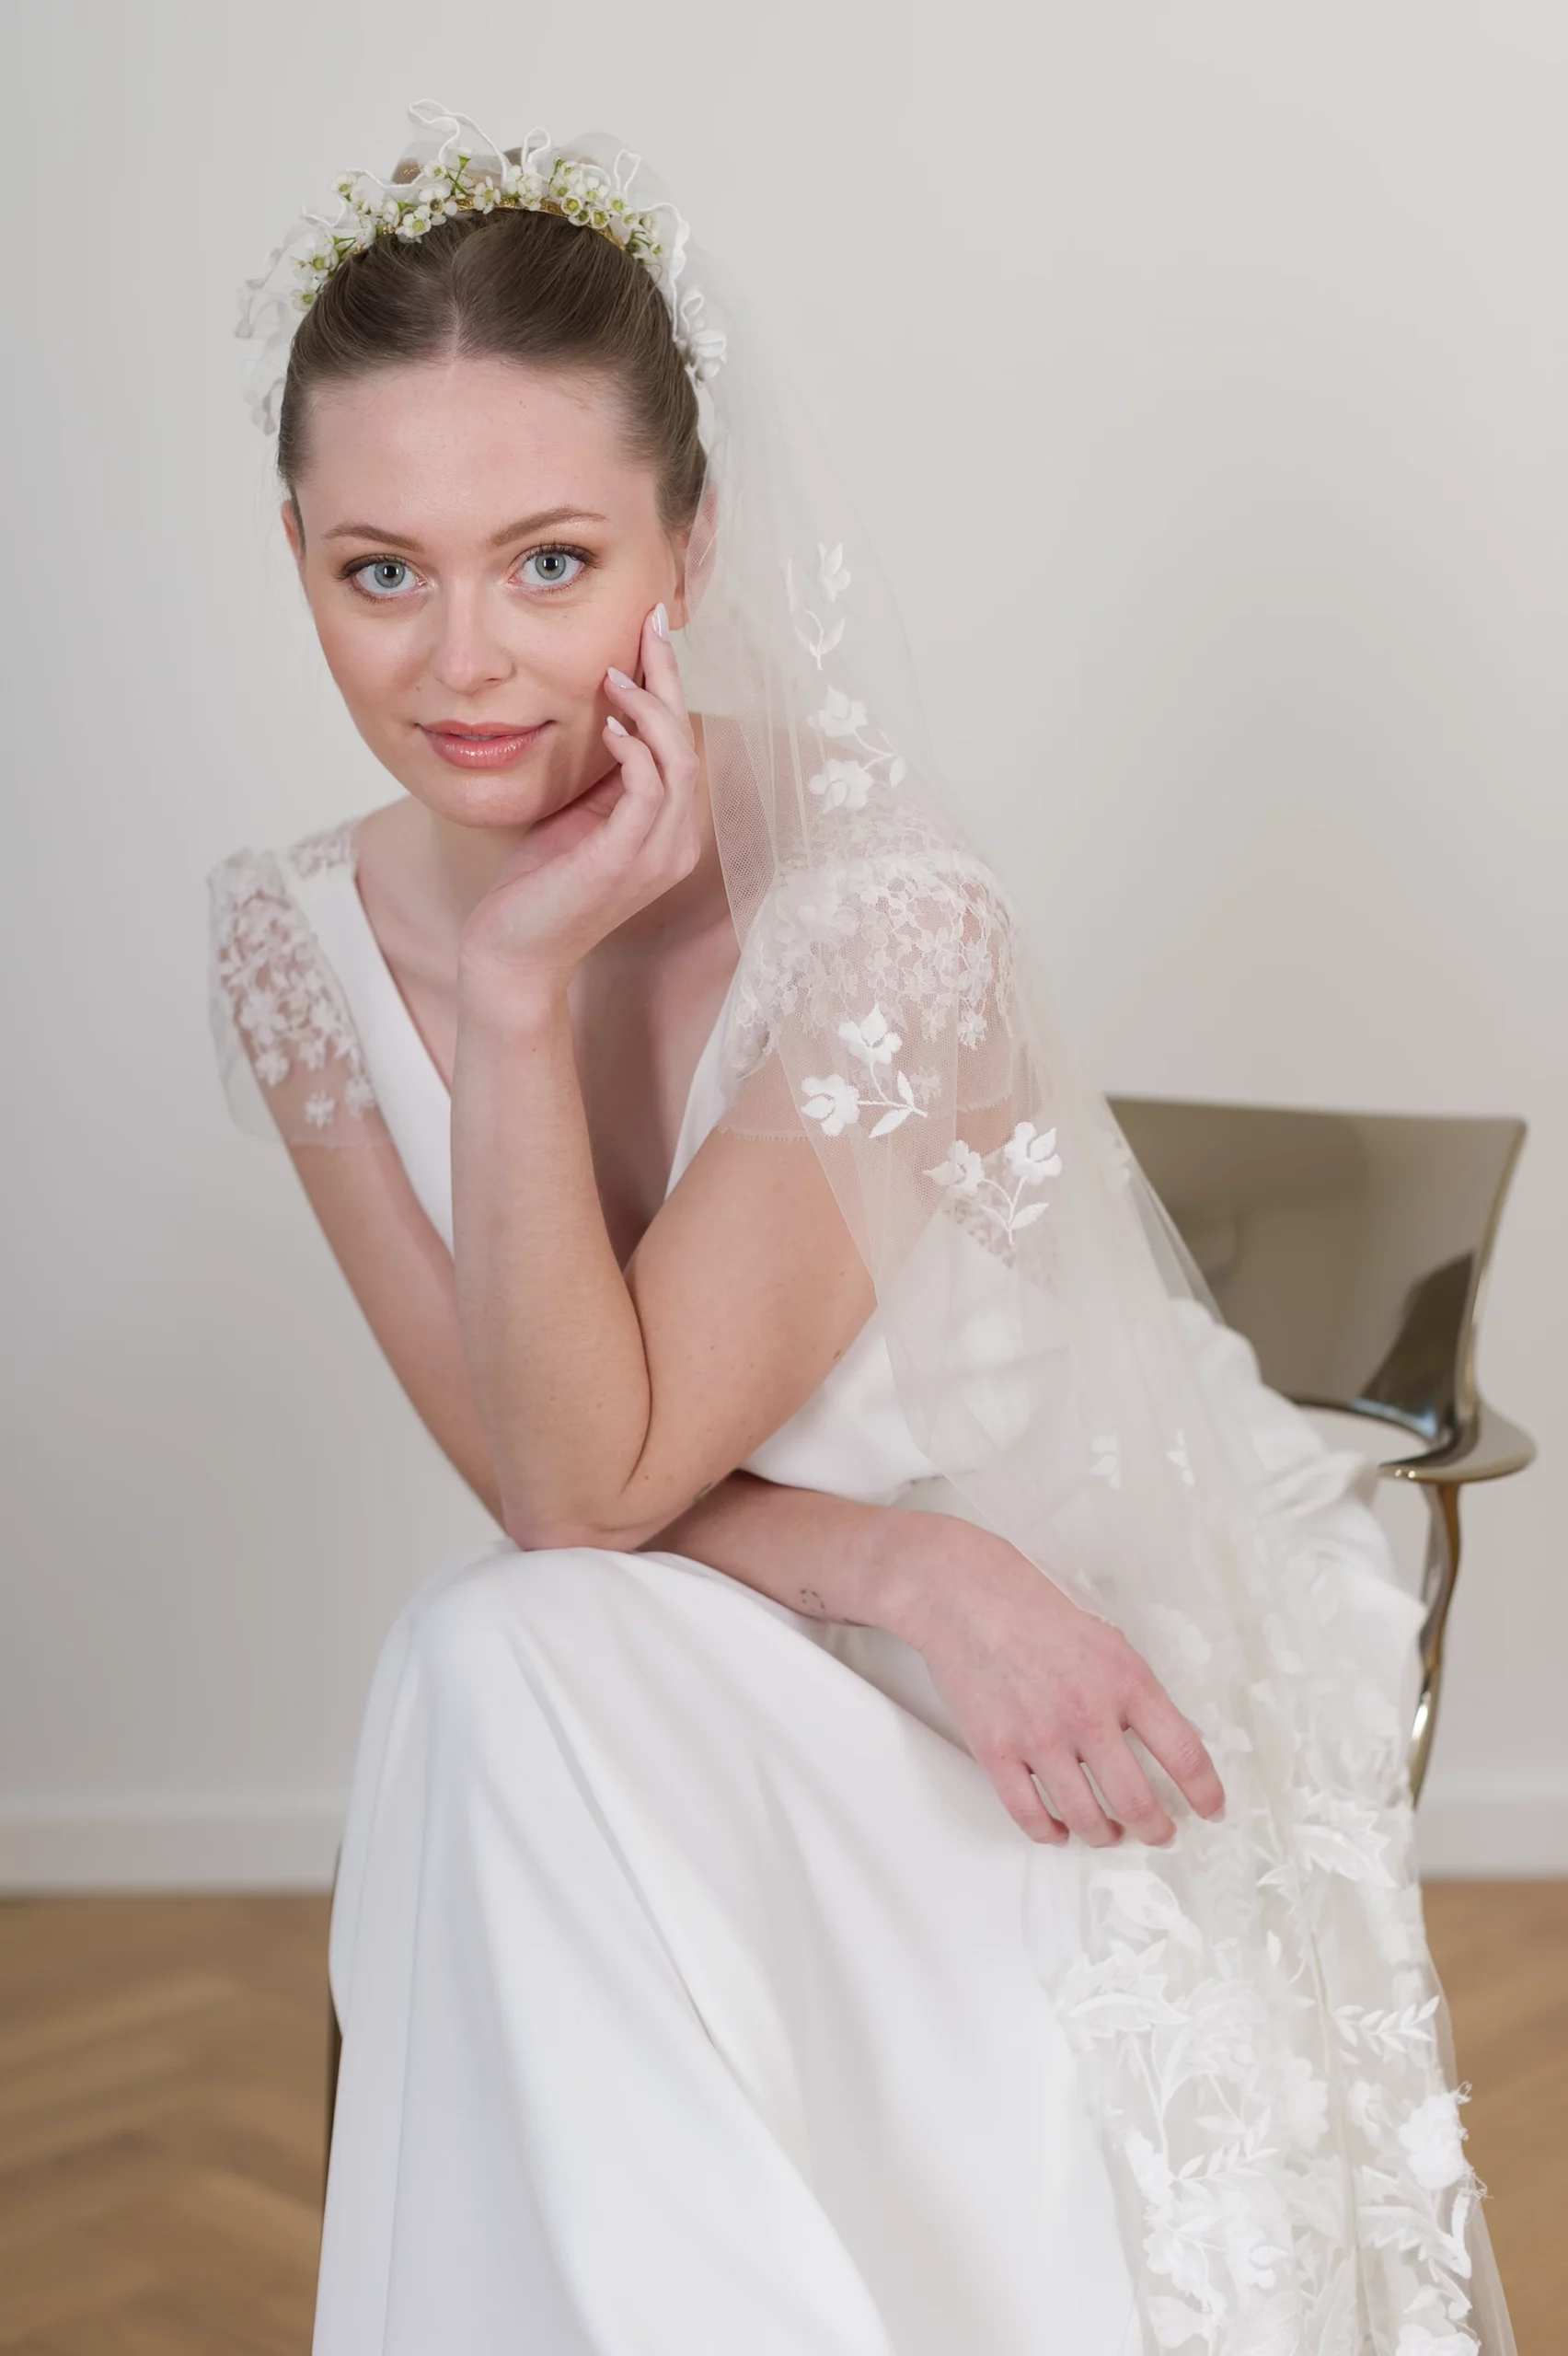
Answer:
[
  {"left": 238, "top": 986, "right": 282, "bottom": 1046},
  {"left": 800, "top": 1073, "right": 860, "bottom": 1136},
  {"left": 1398, "top": 2090, "right": 1469, "bottom": 2190},
  {"left": 816, "top": 540, "right": 851, "bottom": 600},
  {"left": 1346, "top": 2076, "right": 1384, "bottom": 2131},
  {"left": 837, "top": 1004, "right": 901, "bottom": 1065},
  {"left": 1090, "top": 1432, "right": 1122, "bottom": 1488},
  {"left": 1143, "top": 2224, "right": 1210, "bottom": 2301},
  {"left": 686, "top": 326, "right": 728, "bottom": 380},
  {"left": 1002, "top": 1120, "right": 1062, "bottom": 1183},
  {"left": 1146, "top": 1603, "right": 1211, "bottom": 1671},
  {"left": 924, "top": 1139, "right": 985, "bottom": 1197},
  {"left": 816, "top": 686, "right": 869, "bottom": 740},
  {"left": 807, "top": 757, "right": 875, "bottom": 811},
  {"left": 1146, "top": 2298, "right": 1213, "bottom": 2351},
  {"left": 304, "top": 1091, "right": 335, "bottom": 1128},
  {"left": 1395, "top": 2325, "right": 1481, "bottom": 2356},
  {"left": 255, "top": 1046, "right": 289, "bottom": 1087}
]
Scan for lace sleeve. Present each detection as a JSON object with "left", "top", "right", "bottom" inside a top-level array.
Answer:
[{"left": 204, "top": 829, "right": 391, "bottom": 1147}]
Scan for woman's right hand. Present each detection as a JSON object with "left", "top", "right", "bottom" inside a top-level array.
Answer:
[{"left": 877, "top": 1511, "right": 1226, "bottom": 1848}]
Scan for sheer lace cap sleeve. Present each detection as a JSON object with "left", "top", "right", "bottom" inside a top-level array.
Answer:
[{"left": 205, "top": 817, "right": 391, "bottom": 1146}]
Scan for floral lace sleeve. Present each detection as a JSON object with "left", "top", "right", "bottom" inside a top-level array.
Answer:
[{"left": 204, "top": 820, "right": 390, "bottom": 1147}]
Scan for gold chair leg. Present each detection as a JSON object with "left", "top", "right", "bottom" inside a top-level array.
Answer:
[
  {"left": 1407, "top": 1481, "right": 1461, "bottom": 1804},
  {"left": 325, "top": 1996, "right": 342, "bottom": 2196}
]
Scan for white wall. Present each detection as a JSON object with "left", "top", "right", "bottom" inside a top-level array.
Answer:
[{"left": 3, "top": 2, "right": 1562, "bottom": 1887}]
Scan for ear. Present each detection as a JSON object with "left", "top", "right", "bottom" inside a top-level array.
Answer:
[
  {"left": 279, "top": 497, "right": 305, "bottom": 571},
  {"left": 667, "top": 479, "right": 720, "bottom": 629}
]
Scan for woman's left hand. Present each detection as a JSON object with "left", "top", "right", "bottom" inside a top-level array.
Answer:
[{"left": 457, "top": 603, "right": 700, "bottom": 999}]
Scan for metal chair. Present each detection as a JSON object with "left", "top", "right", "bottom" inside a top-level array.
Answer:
[
  {"left": 322, "top": 1098, "right": 1537, "bottom": 2180},
  {"left": 1106, "top": 1097, "right": 1535, "bottom": 1799}
]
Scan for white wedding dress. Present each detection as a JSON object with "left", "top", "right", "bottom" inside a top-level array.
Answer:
[{"left": 241, "top": 817, "right": 1425, "bottom": 2356}]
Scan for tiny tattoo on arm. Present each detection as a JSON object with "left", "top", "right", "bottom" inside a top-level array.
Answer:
[{"left": 799, "top": 1586, "right": 829, "bottom": 1617}]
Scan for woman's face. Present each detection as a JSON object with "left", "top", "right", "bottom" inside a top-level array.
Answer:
[{"left": 282, "top": 355, "right": 695, "bottom": 832}]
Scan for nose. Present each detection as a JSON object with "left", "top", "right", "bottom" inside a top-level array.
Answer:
[{"left": 426, "top": 576, "right": 516, "bottom": 698}]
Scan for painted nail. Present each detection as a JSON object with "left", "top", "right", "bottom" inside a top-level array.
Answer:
[
  {"left": 605, "top": 715, "right": 628, "bottom": 735},
  {"left": 651, "top": 601, "right": 669, "bottom": 640},
  {"left": 606, "top": 664, "right": 636, "bottom": 691}
]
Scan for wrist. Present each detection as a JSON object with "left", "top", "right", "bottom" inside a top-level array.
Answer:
[
  {"left": 856, "top": 1507, "right": 963, "bottom": 1646},
  {"left": 456, "top": 951, "right": 567, "bottom": 1042}
]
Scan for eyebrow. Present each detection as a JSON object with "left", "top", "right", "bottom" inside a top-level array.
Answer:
[{"left": 321, "top": 506, "right": 609, "bottom": 549}]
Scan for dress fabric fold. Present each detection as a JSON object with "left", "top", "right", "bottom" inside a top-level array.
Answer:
[{"left": 278, "top": 824, "right": 1424, "bottom": 2356}]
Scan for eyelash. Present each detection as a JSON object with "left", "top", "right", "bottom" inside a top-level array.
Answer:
[{"left": 339, "top": 542, "right": 594, "bottom": 602}]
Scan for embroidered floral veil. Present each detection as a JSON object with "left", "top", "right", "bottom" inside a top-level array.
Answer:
[{"left": 214, "top": 104, "right": 1516, "bottom": 2356}]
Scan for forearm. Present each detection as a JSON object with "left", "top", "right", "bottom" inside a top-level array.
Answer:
[
  {"left": 451, "top": 972, "right": 654, "bottom": 1546},
  {"left": 642, "top": 1470, "right": 937, "bottom": 1640}
]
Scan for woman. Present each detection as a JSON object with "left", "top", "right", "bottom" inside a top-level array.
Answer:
[{"left": 212, "top": 103, "right": 1516, "bottom": 2356}]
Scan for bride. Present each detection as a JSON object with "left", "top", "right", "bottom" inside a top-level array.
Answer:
[{"left": 211, "top": 102, "right": 1516, "bottom": 2356}]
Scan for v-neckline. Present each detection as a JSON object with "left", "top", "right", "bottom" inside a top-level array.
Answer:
[{"left": 336, "top": 813, "right": 743, "bottom": 1199}]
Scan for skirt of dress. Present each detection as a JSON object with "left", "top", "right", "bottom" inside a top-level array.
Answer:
[{"left": 314, "top": 1532, "right": 1146, "bottom": 2356}]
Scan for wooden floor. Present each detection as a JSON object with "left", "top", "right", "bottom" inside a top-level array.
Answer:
[{"left": 0, "top": 1884, "right": 1561, "bottom": 2352}]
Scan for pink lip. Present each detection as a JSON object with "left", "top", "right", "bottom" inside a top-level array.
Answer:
[{"left": 421, "top": 721, "right": 550, "bottom": 771}]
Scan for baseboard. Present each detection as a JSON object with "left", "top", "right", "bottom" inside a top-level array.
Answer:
[
  {"left": 2, "top": 1782, "right": 1563, "bottom": 1892},
  {"left": 0, "top": 1795, "right": 344, "bottom": 1892}
]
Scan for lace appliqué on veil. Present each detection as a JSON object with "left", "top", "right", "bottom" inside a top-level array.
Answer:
[
  {"left": 729, "top": 521, "right": 1496, "bottom": 2355},
  {"left": 206, "top": 817, "right": 382, "bottom": 1140}
]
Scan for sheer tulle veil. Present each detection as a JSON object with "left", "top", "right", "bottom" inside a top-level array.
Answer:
[{"left": 220, "top": 102, "right": 1516, "bottom": 2356}]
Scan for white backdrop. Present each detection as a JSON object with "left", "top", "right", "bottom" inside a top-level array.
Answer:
[{"left": 3, "top": 2, "right": 1563, "bottom": 1886}]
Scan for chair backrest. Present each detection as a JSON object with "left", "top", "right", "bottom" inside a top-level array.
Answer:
[{"left": 1105, "top": 1099, "right": 1527, "bottom": 1455}]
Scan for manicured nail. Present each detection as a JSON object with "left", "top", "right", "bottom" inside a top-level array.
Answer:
[
  {"left": 605, "top": 715, "right": 628, "bottom": 735},
  {"left": 606, "top": 665, "right": 636, "bottom": 690},
  {"left": 651, "top": 601, "right": 669, "bottom": 640}
]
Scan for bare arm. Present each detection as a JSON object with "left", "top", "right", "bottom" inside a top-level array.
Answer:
[
  {"left": 282, "top": 1125, "right": 896, "bottom": 1602},
  {"left": 452, "top": 974, "right": 882, "bottom": 1547},
  {"left": 448, "top": 613, "right": 923, "bottom": 1549},
  {"left": 283, "top": 1129, "right": 1225, "bottom": 1853}
]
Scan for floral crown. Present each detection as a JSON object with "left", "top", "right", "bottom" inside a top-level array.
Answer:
[{"left": 236, "top": 100, "right": 727, "bottom": 436}]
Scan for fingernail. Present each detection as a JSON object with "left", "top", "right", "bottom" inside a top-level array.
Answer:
[
  {"left": 605, "top": 715, "right": 628, "bottom": 735},
  {"left": 651, "top": 601, "right": 669, "bottom": 640},
  {"left": 606, "top": 665, "right": 636, "bottom": 690}
]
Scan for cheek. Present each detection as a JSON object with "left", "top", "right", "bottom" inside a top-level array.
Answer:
[
  {"left": 312, "top": 603, "right": 407, "bottom": 718},
  {"left": 546, "top": 600, "right": 646, "bottom": 710}
]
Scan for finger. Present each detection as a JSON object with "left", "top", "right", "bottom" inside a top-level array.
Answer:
[
  {"left": 593, "top": 718, "right": 667, "bottom": 857},
  {"left": 600, "top": 708, "right": 699, "bottom": 885},
  {"left": 987, "top": 1756, "right": 1068, "bottom": 1845},
  {"left": 638, "top": 599, "right": 691, "bottom": 722},
  {"left": 605, "top": 656, "right": 698, "bottom": 803},
  {"left": 1129, "top": 1688, "right": 1226, "bottom": 1820},
  {"left": 1080, "top": 1732, "right": 1177, "bottom": 1846},
  {"left": 1029, "top": 1752, "right": 1124, "bottom": 1848}
]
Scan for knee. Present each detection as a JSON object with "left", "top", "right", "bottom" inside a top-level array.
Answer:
[{"left": 396, "top": 1540, "right": 619, "bottom": 1713}]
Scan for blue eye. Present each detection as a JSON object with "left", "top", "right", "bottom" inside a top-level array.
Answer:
[
  {"left": 342, "top": 544, "right": 590, "bottom": 602},
  {"left": 349, "top": 558, "right": 418, "bottom": 600},
  {"left": 521, "top": 545, "right": 587, "bottom": 589}
]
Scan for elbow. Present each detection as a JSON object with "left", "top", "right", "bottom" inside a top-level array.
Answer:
[
  {"left": 501, "top": 1496, "right": 649, "bottom": 1554},
  {"left": 502, "top": 1508, "right": 607, "bottom": 1554}
]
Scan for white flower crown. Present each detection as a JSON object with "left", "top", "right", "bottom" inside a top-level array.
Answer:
[{"left": 236, "top": 100, "right": 727, "bottom": 437}]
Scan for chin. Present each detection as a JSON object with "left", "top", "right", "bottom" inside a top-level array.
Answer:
[{"left": 384, "top": 730, "right": 606, "bottom": 832}]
